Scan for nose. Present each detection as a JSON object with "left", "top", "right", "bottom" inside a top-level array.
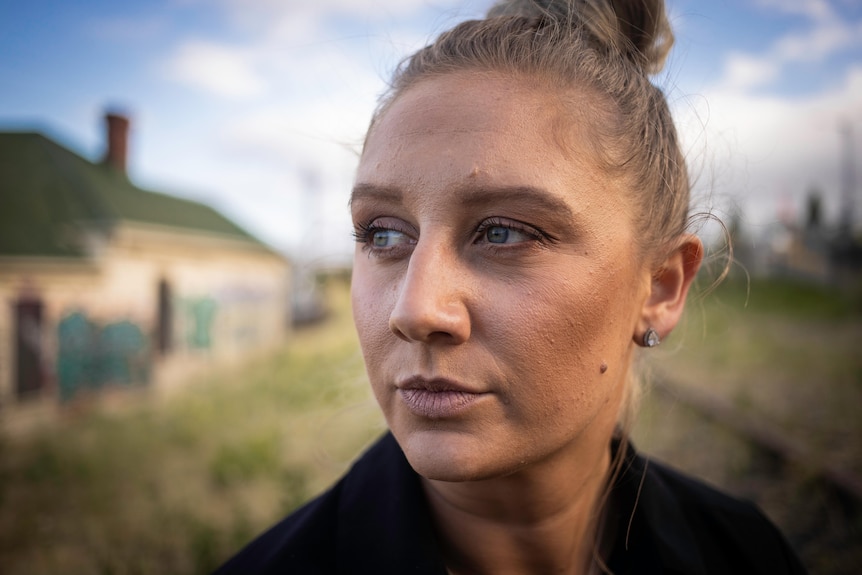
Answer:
[{"left": 389, "top": 241, "right": 471, "bottom": 345}]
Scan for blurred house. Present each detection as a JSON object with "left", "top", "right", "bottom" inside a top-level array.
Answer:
[{"left": 0, "top": 113, "right": 290, "bottom": 407}]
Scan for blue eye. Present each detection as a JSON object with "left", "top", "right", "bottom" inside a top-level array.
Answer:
[
  {"left": 486, "top": 226, "right": 510, "bottom": 244},
  {"left": 484, "top": 225, "right": 531, "bottom": 244},
  {"left": 372, "top": 229, "right": 408, "bottom": 247}
]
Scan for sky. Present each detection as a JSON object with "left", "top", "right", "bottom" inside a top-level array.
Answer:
[{"left": 2, "top": 0, "right": 861, "bottom": 263}]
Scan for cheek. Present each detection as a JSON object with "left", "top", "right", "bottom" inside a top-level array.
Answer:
[
  {"left": 505, "top": 275, "right": 615, "bottom": 356},
  {"left": 498, "top": 269, "right": 636, "bottom": 412},
  {"left": 350, "top": 262, "right": 396, "bottom": 374}
]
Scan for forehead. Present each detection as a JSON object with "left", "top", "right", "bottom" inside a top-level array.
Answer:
[
  {"left": 357, "top": 72, "right": 613, "bottom": 197},
  {"left": 375, "top": 73, "right": 556, "bottom": 139}
]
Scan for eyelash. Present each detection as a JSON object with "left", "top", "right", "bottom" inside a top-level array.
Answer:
[
  {"left": 352, "top": 220, "right": 411, "bottom": 256},
  {"left": 474, "top": 217, "right": 546, "bottom": 246},
  {"left": 351, "top": 220, "right": 374, "bottom": 244},
  {"left": 352, "top": 217, "right": 551, "bottom": 256}
]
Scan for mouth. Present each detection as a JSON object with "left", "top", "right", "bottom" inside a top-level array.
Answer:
[{"left": 396, "top": 376, "right": 487, "bottom": 419}]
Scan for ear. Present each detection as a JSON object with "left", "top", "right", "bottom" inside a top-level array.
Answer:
[{"left": 635, "top": 234, "right": 703, "bottom": 344}]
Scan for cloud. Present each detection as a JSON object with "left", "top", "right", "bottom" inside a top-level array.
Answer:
[
  {"left": 676, "top": 65, "right": 862, "bottom": 228},
  {"left": 691, "top": 1, "right": 862, "bottom": 232},
  {"left": 218, "top": 0, "right": 468, "bottom": 24},
  {"left": 173, "top": 0, "right": 477, "bottom": 45},
  {"left": 772, "top": 19, "right": 860, "bottom": 61},
  {"left": 720, "top": 53, "right": 780, "bottom": 92},
  {"left": 152, "top": 1, "right": 490, "bottom": 255},
  {"left": 160, "top": 0, "right": 478, "bottom": 100},
  {"left": 715, "top": 2, "right": 862, "bottom": 93},
  {"left": 200, "top": 103, "right": 367, "bottom": 256},
  {"left": 165, "top": 40, "right": 266, "bottom": 99},
  {"left": 755, "top": 0, "right": 834, "bottom": 22}
]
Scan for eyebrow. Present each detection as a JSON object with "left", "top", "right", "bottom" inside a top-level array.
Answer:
[
  {"left": 350, "top": 183, "right": 575, "bottom": 223},
  {"left": 349, "top": 183, "right": 402, "bottom": 207},
  {"left": 458, "top": 186, "right": 574, "bottom": 221}
]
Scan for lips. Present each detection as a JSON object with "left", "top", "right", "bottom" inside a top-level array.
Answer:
[{"left": 396, "top": 377, "right": 486, "bottom": 419}]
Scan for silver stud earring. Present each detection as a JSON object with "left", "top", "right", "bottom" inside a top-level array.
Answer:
[{"left": 643, "top": 327, "right": 661, "bottom": 348}]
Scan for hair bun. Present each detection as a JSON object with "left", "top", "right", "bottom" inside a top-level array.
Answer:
[{"left": 487, "top": 0, "right": 673, "bottom": 75}]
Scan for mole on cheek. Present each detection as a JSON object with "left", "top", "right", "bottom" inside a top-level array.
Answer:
[{"left": 600, "top": 362, "right": 608, "bottom": 374}]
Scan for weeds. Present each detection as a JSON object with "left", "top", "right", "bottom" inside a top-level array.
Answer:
[
  {"left": 0, "top": 281, "right": 378, "bottom": 574},
  {"left": 209, "top": 433, "right": 281, "bottom": 488}
]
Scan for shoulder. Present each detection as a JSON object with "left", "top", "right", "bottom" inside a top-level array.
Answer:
[
  {"left": 212, "top": 470, "right": 342, "bottom": 573},
  {"left": 647, "top": 460, "right": 798, "bottom": 557},
  {"left": 611, "top": 443, "right": 808, "bottom": 574}
]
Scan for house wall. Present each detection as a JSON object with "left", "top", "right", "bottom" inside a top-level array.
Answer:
[
  {"left": 0, "top": 222, "right": 290, "bottom": 407},
  {"left": 0, "top": 260, "right": 102, "bottom": 406}
]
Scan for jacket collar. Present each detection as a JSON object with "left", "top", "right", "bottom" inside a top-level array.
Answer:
[
  {"left": 606, "top": 439, "right": 709, "bottom": 575},
  {"left": 335, "top": 433, "right": 447, "bottom": 574}
]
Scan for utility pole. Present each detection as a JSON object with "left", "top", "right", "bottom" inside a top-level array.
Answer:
[{"left": 839, "top": 121, "right": 856, "bottom": 237}]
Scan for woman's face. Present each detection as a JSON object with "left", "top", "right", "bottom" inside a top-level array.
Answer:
[{"left": 351, "top": 72, "right": 653, "bottom": 482}]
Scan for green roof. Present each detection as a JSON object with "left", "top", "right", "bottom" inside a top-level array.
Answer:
[{"left": 0, "top": 131, "right": 266, "bottom": 258}]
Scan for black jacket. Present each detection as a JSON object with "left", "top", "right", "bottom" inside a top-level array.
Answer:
[{"left": 214, "top": 433, "right": 807, "bottom": 574}]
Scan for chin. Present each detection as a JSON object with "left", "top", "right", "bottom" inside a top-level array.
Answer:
[{"left": 397, "top": 427, "right": 516, "bottom": 482}]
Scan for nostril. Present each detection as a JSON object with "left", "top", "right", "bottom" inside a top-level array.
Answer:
[
  {"left": 389, "top": 300, "right": 471, "bottom": 345},
  {"left": 388, "top": 317, "right": 413, "bottom": 342}
]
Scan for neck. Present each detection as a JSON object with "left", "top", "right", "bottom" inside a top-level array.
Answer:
[{"left": 422, "top": 438, "right": 613, "bottom": 575}]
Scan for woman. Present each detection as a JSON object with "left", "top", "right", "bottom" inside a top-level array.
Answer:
[{"left": 216, "top": 1, "right": 807, "bottom": 573}]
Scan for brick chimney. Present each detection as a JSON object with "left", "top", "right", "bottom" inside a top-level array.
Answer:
[{"left": 104, "top": 112, "right": 130, "bottom": 173}]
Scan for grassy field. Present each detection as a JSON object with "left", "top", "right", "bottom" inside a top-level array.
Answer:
[
  {"left": 0, "top": 275, "right": 859, "bottom": 574},
  {"left": 634, "top": 276, "right": 862, "bottom": 574},
  {"left": 0, "top": 280, "right": 386, "bottom": 574},
  {"left": 638, "top": 276, "right": 862, "bottom": 476}
]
